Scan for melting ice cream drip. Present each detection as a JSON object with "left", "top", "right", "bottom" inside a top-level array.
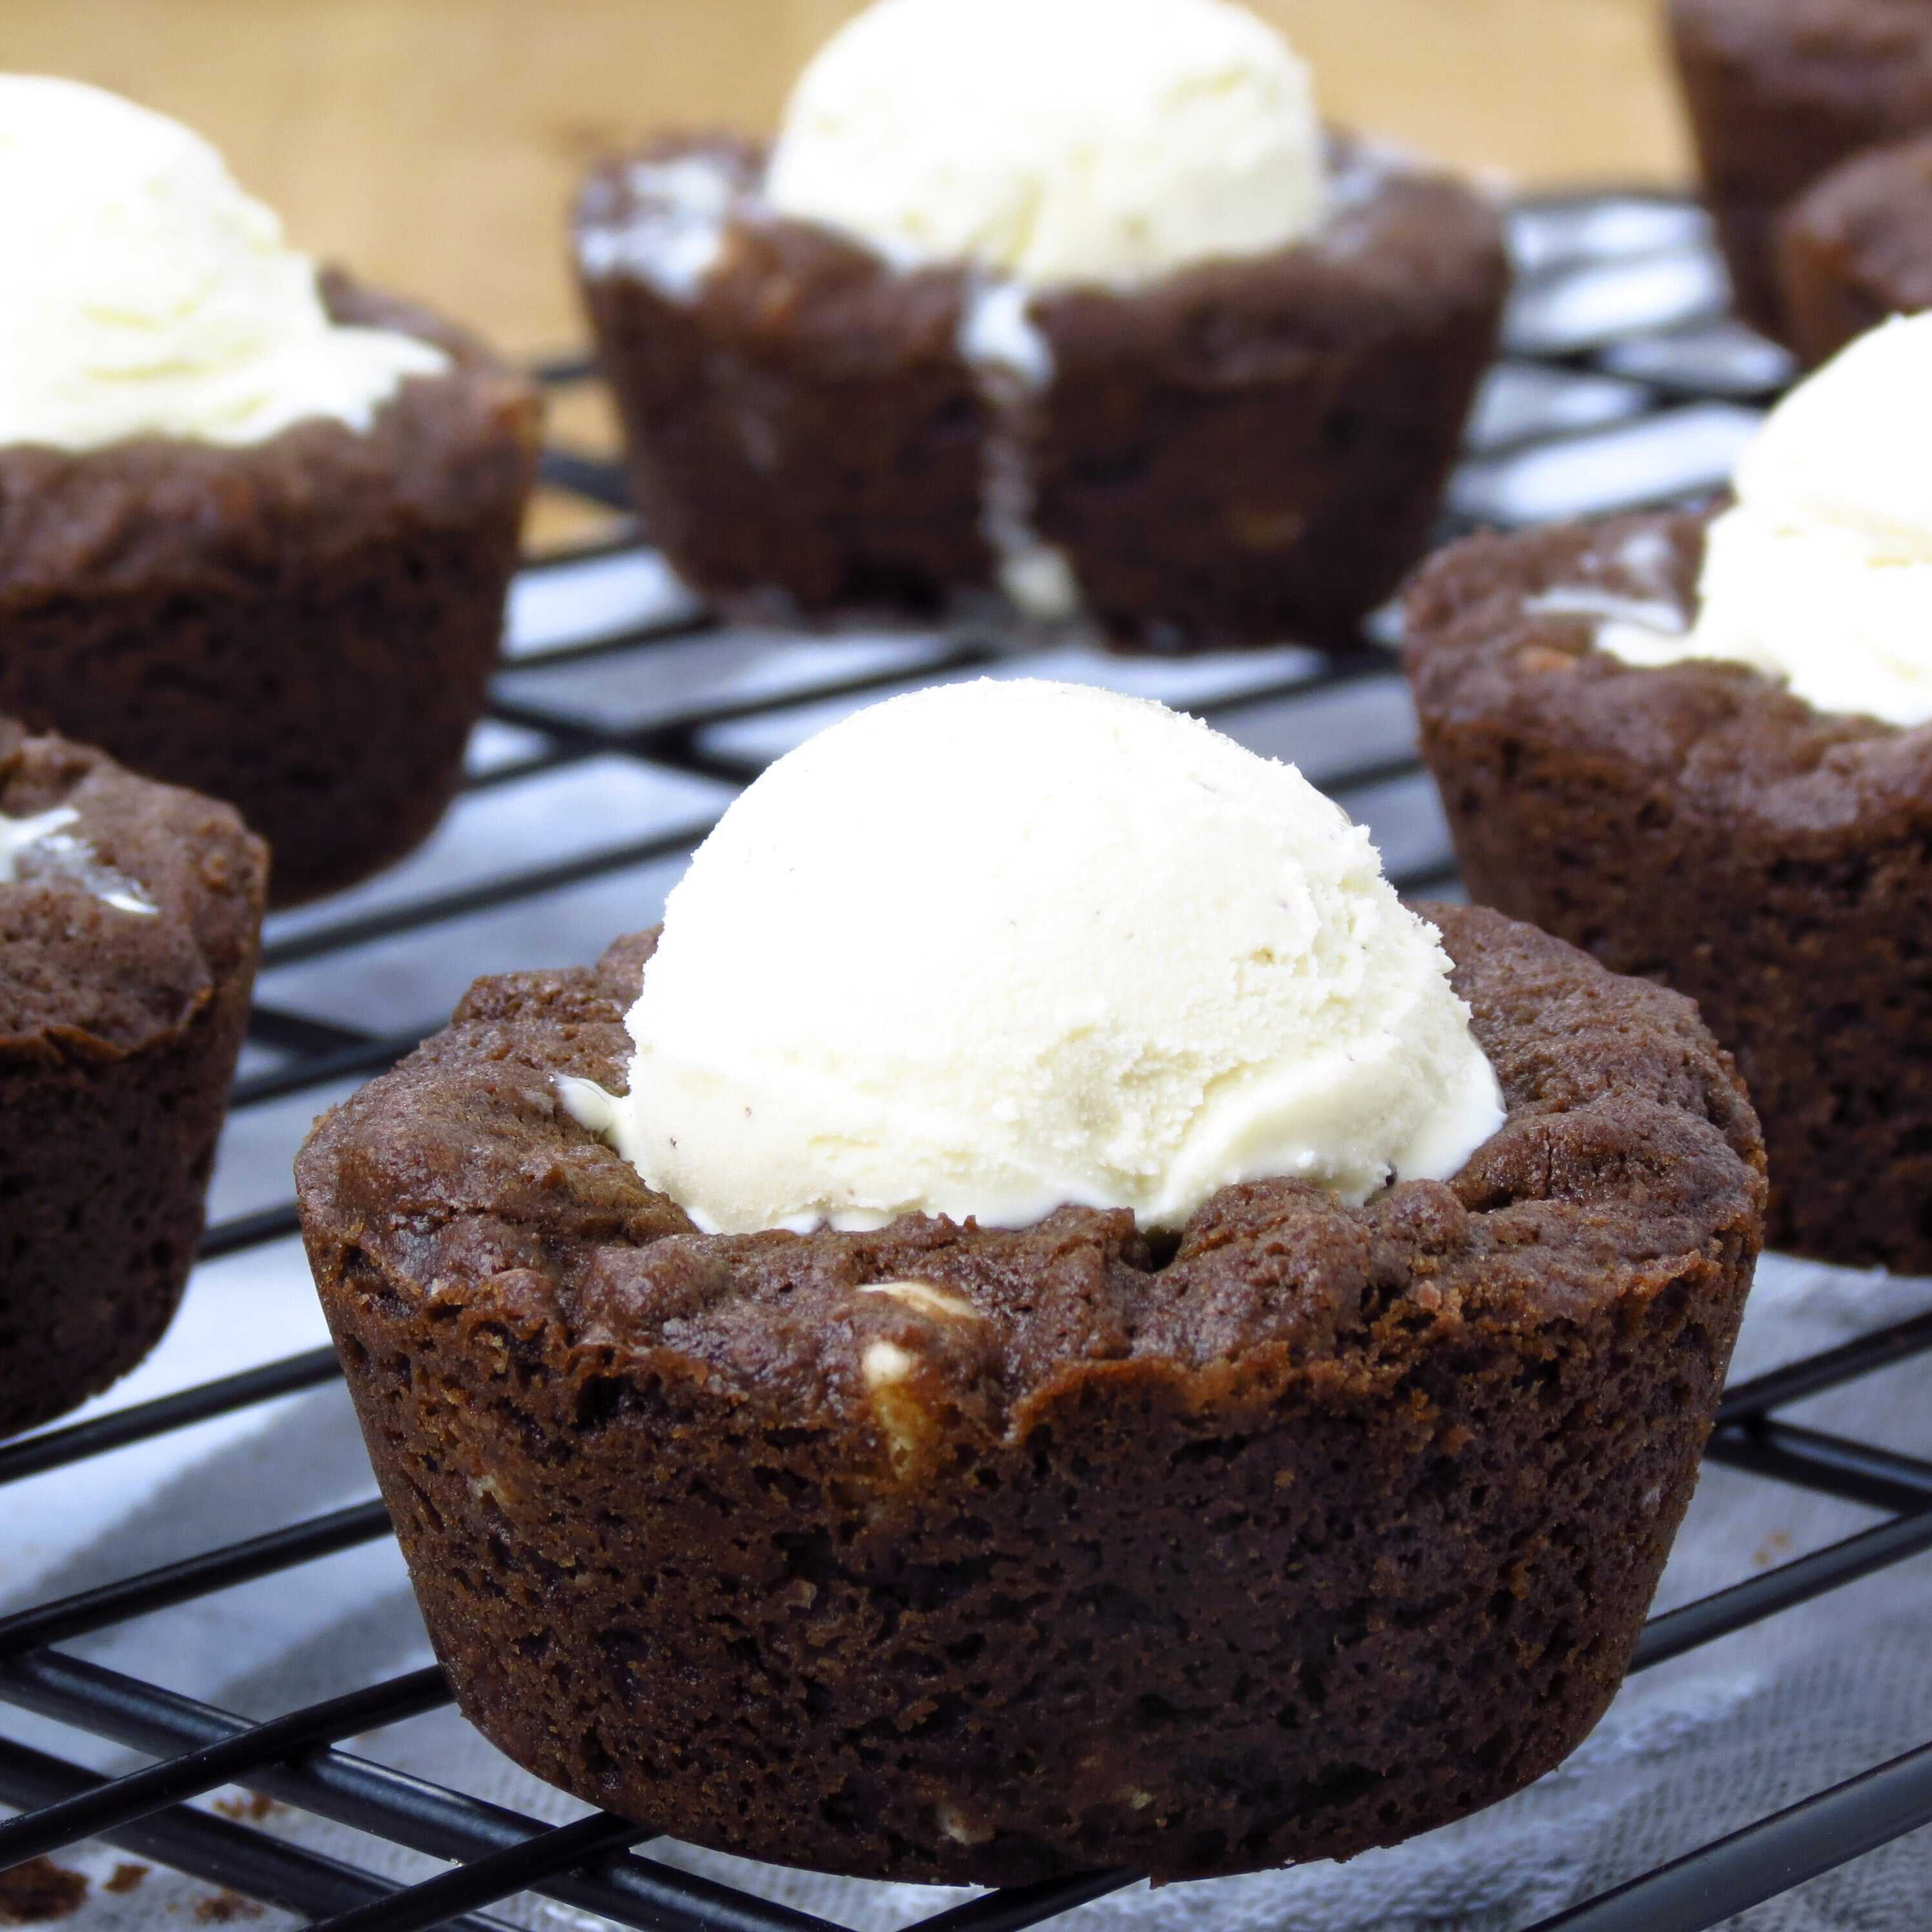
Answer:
[
  {"left": 958, "top": 280, "right": 1084, "bottom": 624},
  {"left": 0, "top": 808, "right": 157, "bottom": 914}
]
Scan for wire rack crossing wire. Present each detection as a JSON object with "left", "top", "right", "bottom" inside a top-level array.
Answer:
[{"left": 4, "top": 189, "right": 1932, "bottom": 1932}]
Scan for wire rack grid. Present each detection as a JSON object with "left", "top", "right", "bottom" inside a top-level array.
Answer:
[{"left": 2, "top": 188, "right": 1931, "bottom": 1932}]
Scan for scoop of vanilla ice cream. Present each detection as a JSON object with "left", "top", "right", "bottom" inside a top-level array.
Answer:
[
  {"left": 1596, "top": 313, "right": 1932, "bottom": 726},
  {"left": 764, "top": 0, "right": 1326, "bottom": 289},
  {"left": 568, "top": 680, "right": 1503, "bottom": 1235},
  {"left": 1729, "top": 313, "right": 1932, "bottom": 557},
  {"left": 0, "top": 76, "right": 449, "bottom": 452}
]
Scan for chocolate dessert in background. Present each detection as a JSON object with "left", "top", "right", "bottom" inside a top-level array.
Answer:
[
  {"left": 0, "top": 77, "right": 539, "bottom": 907},
  {"left": 1778, "top": 133, "right": 1932, "bottom": 365},
  {"left": 1669, "top": 0, "right": 1932, "bottom": 344},
  {"left": 577, "top": 0, "right": 1506, "bottom": 652},
  {"left": 0, "top": 721, "right": 265, "bottom": 1439},
  {"left": 1405, "top": 314, "right": 1932, "bottom": 1271}
]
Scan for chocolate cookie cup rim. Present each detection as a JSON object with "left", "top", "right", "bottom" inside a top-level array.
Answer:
[
  {"left": 1778, "top": 123, "right": 1932, "bottom": 240},
  {"left": 1774, "top": 128, "right": 1932, "bottom": 352},
  {"left": 295, "top": 905, "right": 1765, "bottom": 1449},
  {"left": 573, "top": 129, "right": 1501, "bottom": 325},
  {"left": 0, "top": 723, "right": 267, "bottom": 1062},
  {"left": 1667, "top": 0, "right": 1932, "bottom": 132},
  {"left": 1668, "top": 0, "right": 1932, "bottom": 79},
  {"left": 1403, "top": 506, "right": 1932, "bottom": 821}
]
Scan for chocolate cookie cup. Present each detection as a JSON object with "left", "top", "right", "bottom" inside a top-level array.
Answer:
[
  {"left": 0, "top": 276, "right": 539, "bottom": 907},
  {"left": 296, "top": 906, "right": 1762, "bottom": 1885},
  {"left": 1404, "top": 506, "right": 1932, "bottom": 1271},
  {"left": 1778, "top": 133, "right": 1932, "bottom": 366},
  {"left": 1669, "top": 0, "right": 1932, "bottom": 342},
  {"left": 1, "top": 722, "right": 265, "bottom": 1439},
  {"left": 575, "top": 138, "right": 1506, "bottom": 651}
]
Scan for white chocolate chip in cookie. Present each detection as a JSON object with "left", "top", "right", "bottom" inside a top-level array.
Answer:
[
  {"left": 861, "top": 1339, "right": 932, "bottom": 1476},
  {"left": 863, "top": 1340, "right": 915, "bottom": 1388},
  {"left": 937, "top": 1802, "right": 994, "bottom": 1847},
  {"left": 857, "top": 1280, "right": 984, "bottom": 1322}
]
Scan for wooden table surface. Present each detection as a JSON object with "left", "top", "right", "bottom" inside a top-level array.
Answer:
[{"left": 5, "top": 0, "right": 1691, "bottom": 357}]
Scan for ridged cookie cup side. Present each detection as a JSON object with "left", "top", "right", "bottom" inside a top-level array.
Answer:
[
  {"left": 0, "top": 278, "right": 539, "bottom": 907},
  {"left": 1022, "top": 167, "right": 1505, "bottom": 652},
  {"left": 296, "top": 908, "right": 1760, "bottom": 1884},
  {"left": 576, "top": 137, "right": 998, "bottom": 622},
  {"left": 1404, "top": 508, "right": 1932, "bottom": 1270},
  {"left": 0, "top": 726, "right": 265, "bottom": 1438}
]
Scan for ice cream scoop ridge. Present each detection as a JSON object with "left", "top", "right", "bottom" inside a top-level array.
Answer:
[
  {"left": 1593, "top": 313, "right": 1932, "bottom": 726},
  {"left": 564, "top": 679, "right": 1504, "bottom": 1235},
  {"left": 0, "top": 75, "right": 449, "bottom": 452},
  {"left": 764, "top": 0, "right": 1327, "bottom": 289}
]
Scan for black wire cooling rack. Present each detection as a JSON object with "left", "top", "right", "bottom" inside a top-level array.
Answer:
[{"left": 3, "top": 189, "right": 1932, "bottom": 1932}]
